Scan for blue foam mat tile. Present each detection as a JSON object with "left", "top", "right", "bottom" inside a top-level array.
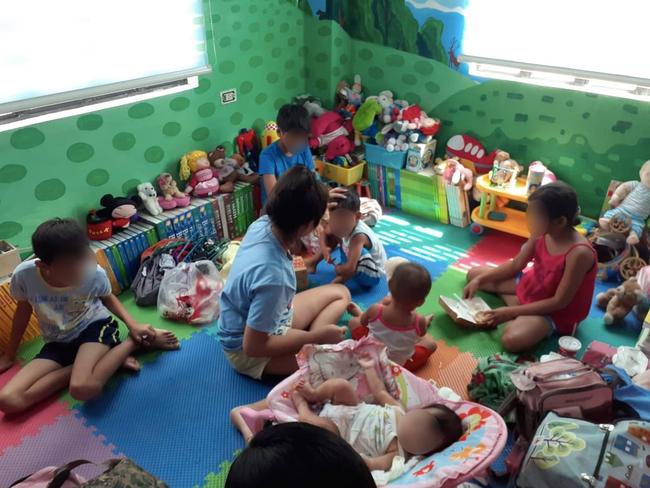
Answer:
[{"left": 75, "top": 330, "right": 270, "bottom": 488}]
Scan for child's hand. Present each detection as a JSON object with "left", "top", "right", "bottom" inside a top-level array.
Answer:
[
  {"left": 463, "top": 278, "right": 481, "bottom": 299},
  {"left": 0, "top": 353, "right": 15, "bottom": 374},
  {"left": 482, "top": 307, "right": 515, "bottom": 326},
  {"left": 129, "top": 323, "right": 156, "bottom": 346},
  {"left": 358, "top": 353, "right": 377, "bottom": 370}
]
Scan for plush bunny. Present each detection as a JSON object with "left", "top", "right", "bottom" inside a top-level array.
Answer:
[{"left": 137, "top": 182, "right": 163, "bottom": 216}]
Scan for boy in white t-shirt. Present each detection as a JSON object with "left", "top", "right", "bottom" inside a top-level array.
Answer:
[{"left": 0, "top": 219, "right": 179, "bottom": 414}]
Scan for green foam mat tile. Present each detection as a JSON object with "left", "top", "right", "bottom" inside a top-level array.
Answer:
[
  {"left": 421, "top": 267, "right": 506, "bottom": 358},
  {"left": 195, "top": 456, "right": 238, "bottom": 488},
  {"left": 119, "top": 291, "right": 206, "bottom": 342}
]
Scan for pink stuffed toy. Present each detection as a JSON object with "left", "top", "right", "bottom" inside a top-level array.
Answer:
[
  {"left": 437, "top": 159, "right": 473, "bottom": 191},
  {"left": 309, "top": 111, "right": 354, "bottom": 161}
]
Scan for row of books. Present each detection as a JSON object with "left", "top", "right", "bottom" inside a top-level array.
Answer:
[
  {"left": 207, "top": 182, "right": 257, "bottom": 240},
  {"left": 91, "top": 182, "right": 261, "bottom": 295}
]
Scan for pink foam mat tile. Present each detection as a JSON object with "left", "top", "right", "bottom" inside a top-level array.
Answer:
[
  {"left": 0, "top": 411, "right": 122, "bottom": 486},
  {"left": 0, "top": 365, "right": 73, "bottom": 456},
  {"left": 454, "top": 232, "right": 526, "bottom": 271}
]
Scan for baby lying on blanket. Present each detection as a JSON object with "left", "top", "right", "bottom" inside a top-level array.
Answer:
[{"left": 291, "top": 354, "right": 463, "bottom": 472}]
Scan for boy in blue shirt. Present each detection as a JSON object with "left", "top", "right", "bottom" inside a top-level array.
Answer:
[
  {"left": 0, "top": 219, "right": 179, "bottom": 414},
  {"left": 259, "top": 104, "right": 314, "bottom": 201}
]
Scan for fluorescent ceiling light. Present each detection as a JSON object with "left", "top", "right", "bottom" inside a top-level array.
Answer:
[
  {"left": 465, "top": 58, "right": 650, "bottom": 102},
  {"left": 0, "top": 77, "right": 199, "bottom": 133}
]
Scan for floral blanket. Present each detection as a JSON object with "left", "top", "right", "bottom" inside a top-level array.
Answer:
[{"left": 266, "top": 337, "right": 508, "bottom": 488}]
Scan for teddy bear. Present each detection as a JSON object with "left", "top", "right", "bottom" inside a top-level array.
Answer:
[
  {"left": 310, "top": 111, "right": 354, "bottom": 161},
  {"left": 600, "top": 160, "right": 650, "bottom": 245},
  {"left": 157, "top": 172, "right": 191, "bottom": 210},
  {"left": 596, "top": 277, "right": 644, "bottom": 325},
  {"left": 137, "top": 182, "right": 163, "bottom": 216},
  {"left": 208, "top": 145, "right": 259, "bottom": 192}
]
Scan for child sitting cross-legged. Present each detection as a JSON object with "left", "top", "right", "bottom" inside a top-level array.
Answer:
[
  {"left": 319, "top": 190, "right": 387, "bottom": 288},
  {"left": 0, "top": 219, "right": 179, "bottom": 414},
  {"left": 291, "top": 354, "right": 463, "bottom": 472},
  {"left": 348, "top": 262, "right": 437, "bottom": 372}
]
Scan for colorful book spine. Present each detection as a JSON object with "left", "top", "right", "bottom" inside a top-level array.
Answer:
[
  {"left": 107, "top": 238, "right": 129, "bottom": 288},
  {"left": 202, "top": 201, "right": 217, "bottom": 237},
  {"left": 224, "top": 193, "right": 236, "bottom": 239},
  {"left": 90, "top": 242, "right": 121, "bottom": 295},
  {"left": 209, "top": 197, "right": 224, "bottom": 240},
  {"left": 102, "top": 242, "right": 126, "bottom": 290},
  {"left": 252, "top": 183, "right": 262, "bottom": 217},
  {"left": 113, "top": 234, "right": 135, "bottom": 284},
  {"left": 246, "top": 184, "right": 255, "bottom": 227},
  {"left": 234, "top": 184, "right": 244, "bottom": 236}
]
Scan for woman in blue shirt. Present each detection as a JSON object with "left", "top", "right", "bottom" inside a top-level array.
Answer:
[{"left": 218, "top": 167, "right": 351, "bottom": 379}]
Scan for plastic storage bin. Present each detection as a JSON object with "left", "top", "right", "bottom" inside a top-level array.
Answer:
[
  {"left": 322, "top": 161, "right": 366, "bottom": 186},
  {"left": 364, "top": 143, "right": 406, "bottom": 170}
]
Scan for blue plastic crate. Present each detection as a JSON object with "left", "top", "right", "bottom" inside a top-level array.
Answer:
[{"left": 364, "top": 143, "right": 406, "bottom": 170}]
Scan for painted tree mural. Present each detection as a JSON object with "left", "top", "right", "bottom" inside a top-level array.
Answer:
[{"left": 316, "top": 0, "right": 448, "bottom": 63}]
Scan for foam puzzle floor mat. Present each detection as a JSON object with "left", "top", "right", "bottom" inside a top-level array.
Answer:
[{"left": 0, "top": 211, "right": 643, "bottom": 487}]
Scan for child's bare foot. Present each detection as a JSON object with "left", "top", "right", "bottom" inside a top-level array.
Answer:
[
  {"left": 148, "top": 329, "right": 180, "bottom": 350},
  {"left": 121, "top": 356, "right": 141, "bottom": 373},
  {"left": 295, "top": 378, "right": 320, "bottom": 403},
  {"left": 347, "top": 302, "right": 362, "bottom": 317}
]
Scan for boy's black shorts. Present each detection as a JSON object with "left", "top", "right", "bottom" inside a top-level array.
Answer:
[{"left": 34, "top": 317, "right": 121, "bottom": 366}]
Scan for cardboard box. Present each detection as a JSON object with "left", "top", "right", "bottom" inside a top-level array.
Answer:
[
  {"left": 0, "top": 241, "right": 20, "bottom": 279},
  {"left": 439, "top": 295, "right": 494, "bottom": 329}
]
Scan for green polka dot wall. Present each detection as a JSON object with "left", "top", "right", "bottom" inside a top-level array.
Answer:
[{"left": 0, "top": 0, "right": 312, "bottom": 247}]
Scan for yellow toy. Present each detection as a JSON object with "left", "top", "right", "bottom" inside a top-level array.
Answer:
[{"left": 261, "top": 121, "right": 280, "bottom": 148}]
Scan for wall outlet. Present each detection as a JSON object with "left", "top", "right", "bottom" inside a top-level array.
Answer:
[{"left": 220, "top": 89, "right": 237, "bottom": 104}]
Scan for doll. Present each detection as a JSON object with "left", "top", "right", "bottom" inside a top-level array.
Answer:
[
  {"left": 157, "top": 172, "right": 190, "bottom": 210},
  {"left": 179, "top": 150, "right": 220, "bottom": 197},
  {"left": 600, "top": 160, "right": 650, "bottom": 245}
]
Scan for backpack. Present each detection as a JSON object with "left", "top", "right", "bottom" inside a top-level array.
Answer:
[
  {"left": 510, "top": 358, "right": 613, "bottom": 440},
  {"left": 601, "top": 365, "right": 650, "bottom": 420},
  {"left": 11, "top": 458, "right": 168, "bottom": 488},
  {"left": 131, "top": 252, "right": 176, "bottom": 306},
  {"left": 517, "top": 412, "right": 650, "bottom": 488}
]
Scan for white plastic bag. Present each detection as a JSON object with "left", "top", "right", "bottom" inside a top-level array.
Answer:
[{"left": 157, "top": 260, "right": 223, "bottom": 324}]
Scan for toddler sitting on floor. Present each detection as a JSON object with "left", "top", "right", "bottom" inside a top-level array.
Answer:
[
  {"left": 292, "top": 354, "right": 463, "bottom": 472},
  {"left": 348, "top": 261, "right": 437, "bottom": 371},
  {"left": 314, "top": 191, "right": 387, "bottom": 288}
]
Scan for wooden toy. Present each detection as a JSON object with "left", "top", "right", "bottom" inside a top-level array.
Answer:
[{"left": 0, "top": 277, "right": 41, "bottom": 351}]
